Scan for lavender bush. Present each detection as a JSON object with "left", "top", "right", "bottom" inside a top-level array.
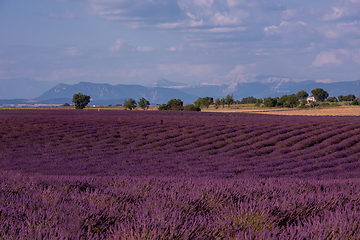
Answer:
[
  {"left": 1, "top": 171, "right": 360, "bottom": 239},
  {"left": 1, "top": 109, "right": 360, "bottom": 238}
]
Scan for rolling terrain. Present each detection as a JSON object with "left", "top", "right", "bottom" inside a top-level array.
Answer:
[{"left": 1, "top": 109, "right": 360, "bottom": 238}]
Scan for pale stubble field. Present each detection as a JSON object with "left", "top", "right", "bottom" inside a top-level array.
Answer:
[{"left": 203, "top": 105, "right": 360, "bottom": 116}]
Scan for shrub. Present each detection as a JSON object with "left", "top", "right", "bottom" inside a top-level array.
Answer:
[
  {"left": 159, "top": 99, "right": 184, "bottom": 111},
  {"left": 299, "top": 99, "right": 308, "bottom": 108},
  {"left": 327, "top": 97, "right": 338, "bottom": 102},
  {"left": 183, "top": 104, "right": 201, "bottom": 111},
  {"left": 319, "top": 102, "right": 330, "bottom": 107},
  {"left": 158, "top": 104, "right": 167, "bottom": 110},
  {"left": 351, "top": 100, "right": 359, "bottom": 105}
]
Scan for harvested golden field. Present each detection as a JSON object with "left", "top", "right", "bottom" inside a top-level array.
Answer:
[{"left": 203, "top": 105, "right": 360, "bottom": 116}]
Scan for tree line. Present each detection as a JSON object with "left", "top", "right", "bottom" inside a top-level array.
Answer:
[{"left": 70, "top": 88, "right": 359, "bottom": 110}]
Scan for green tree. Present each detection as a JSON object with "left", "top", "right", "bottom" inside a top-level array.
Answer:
[
  {"left": 300, "top": 99, "right": 307, "bottom": 107},
  {"left": 194, "top": 97, "right": 213, "bottom": 109},
  {"left": 72, "top": 93, "right": 91, "bottom": 109},
  {"left": 278, "top": 95, "right": 288, "bottom": 107},
  {"left": 220, "top": 98, "right": 226, "bottom": 108},
  {"left": 124, "top": 98, "right": 137, "bottom": 110},
  {"left": 311, "top": 88, "right": 329, "bottom": 102},
  {"left": 163, "top": 99, "right": 183, "bottom": 111},
  {"left": 138, "top": 97, "right": 150, "bottom": 110},
  {"left": 338, "top": 94, "right": 356, "bottom": 102},
  {"left": 286, "top": 94, "right": 300, "bottom": 108},
  {"left": 214, "top": 98, "right": 220, "bottom": 109},
  {"left": 296, "top": 90, "right": 309, "bottom": 100},
  {"left": 263, "top": 97, "right": 278, "bottom": 107},
  {"left": 326, "top": 97, "right": 338, "bottom": 102},
  {"left": 240, "top": 96, "right": 257, "bottom": 104},
  {"left": 225, "top": 94, "right": 234, "bottom": 108},
  {"left": 158, "top": 104, "right": 167, "bottom": 110},
  {"left": 254, "top": 99, "right": 263, "bottom": 107}
]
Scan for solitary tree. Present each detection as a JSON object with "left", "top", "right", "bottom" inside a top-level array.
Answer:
[
  {"left": 124, "top": 98, "right": 137, "bottom": 110},
  {"left": 72, "top": 93, "right": 90, "bottom": 109},
  {"left": 138, "top": 97, "right": 150, "bottom": 110},
  {"left": 311, "top": 88, "right": 329, "bottom": 102}
]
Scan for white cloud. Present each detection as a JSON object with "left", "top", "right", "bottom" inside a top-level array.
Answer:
[
  {"left": 180, "top": 0, "right": 214, "bottom": 8},
  {"left": 136, "top": 46, "right": 154, "bottom": 52},
  {"left": 166, "top": 44, "right": 183, "bottom": 51},
  {"left": 211, "top": 12, "right": 245, "bottom": 26},
  {"left": 62, "top": 47, "right": 83, "bottom": 57},
  {"left": 281, "top": 9, "right": 300, "bottom": 20},
  {"left": 312, "top": 51, "right": 342, "bottom": 67},
  {"left": 228, "top": 63, "right": 256, "bottom": 75},
  {"left": 323, "top": 7, "right": 347, "bottom": 21},
  {"left": 319, "top": 21, "right": 360, "bottom": 39},
  {"left": 109, "top": 39, "right": 126, "bottom": 52},
  {"left": 322, "top": 0, "right": 360, "bottom": 21},
  {"left": 264, "top": 21, "right": 307, "bottom": 35},
  {"left": 183, "top": 26, "right": 246, "bottom": 33},
  {"left": 312, "top": 48, "right": 360, "bottom": 66}
]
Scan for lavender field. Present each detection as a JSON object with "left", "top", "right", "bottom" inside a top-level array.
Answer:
[{"left": 1, "top": 109, "right": 360, "bottom": 239}]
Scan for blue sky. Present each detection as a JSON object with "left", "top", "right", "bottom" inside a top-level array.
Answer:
[{"left": 1, "top": 0, "right": 360, "bottom": 86}]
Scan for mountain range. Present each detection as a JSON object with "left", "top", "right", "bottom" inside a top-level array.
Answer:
[{"left": 1, "top": 74, "right": 360, "bottom": 105}]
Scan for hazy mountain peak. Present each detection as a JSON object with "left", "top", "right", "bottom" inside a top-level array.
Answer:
[
  {"left": 202, "top": 74, "right": 314, "bottom": 86},
  {"left": 153, "top": 78, "right": 187, "bottom": 88}
]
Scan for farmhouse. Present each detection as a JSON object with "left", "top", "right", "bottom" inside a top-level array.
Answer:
[{"left": 307, "top": 96, "right": 317, "bottom": 102}]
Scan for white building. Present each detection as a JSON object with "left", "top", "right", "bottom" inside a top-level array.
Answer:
[{"left": 306, "top": 96, "right": 317, "bottom": 102}]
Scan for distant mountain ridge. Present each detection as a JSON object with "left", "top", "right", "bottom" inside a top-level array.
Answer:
[
  {"left": 36, "top": 82, "right": 198, "bottom": 104},
  {"left": 152, "top": 78, "right": 187, "bottom": 88},
  {"left": 1, "top": 76, "right": 360, "bottom": 105}
]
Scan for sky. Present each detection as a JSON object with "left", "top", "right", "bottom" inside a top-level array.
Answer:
[{"left": 1, "top": 0, "right": 360, "bottom": 86}]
